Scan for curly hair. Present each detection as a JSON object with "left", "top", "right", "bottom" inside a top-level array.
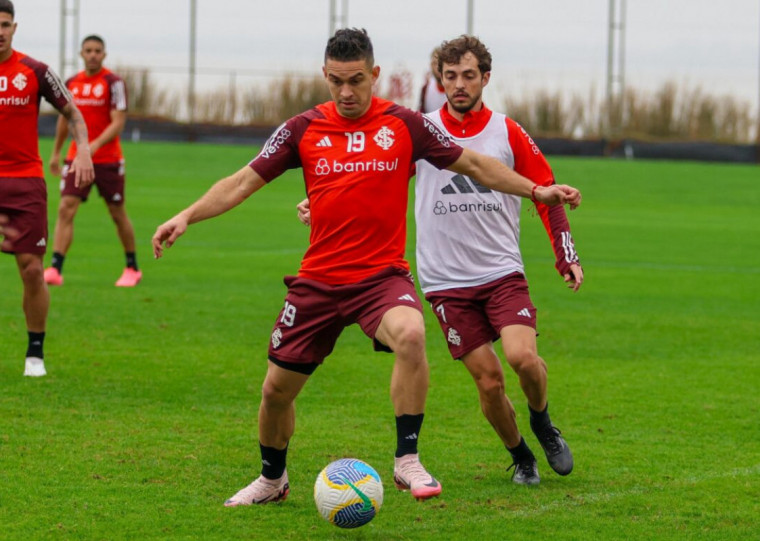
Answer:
[{"left": 438, "top": 35, "right": 492, "bottom": 75}]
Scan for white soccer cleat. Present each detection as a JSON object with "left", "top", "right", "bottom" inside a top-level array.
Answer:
[
  {"left": 393, "top": 453, "right": 442, "bottom": 501},
  {"left": 24, "top": 357, "right": 47, "bottom": 377},
  {"left": 224, "top": 472, "right": 290, "bottom": 507}
]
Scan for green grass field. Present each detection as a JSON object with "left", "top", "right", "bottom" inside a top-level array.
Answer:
[{"left": 1, "top": 139, "right": 758, "bottom": 540}]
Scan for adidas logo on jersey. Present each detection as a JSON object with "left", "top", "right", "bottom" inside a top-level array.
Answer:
[
  {"left": 36, "top": 238, "right": 47, "bottom": 247},
  {"left": 316, "top": 136, "right": 332, "bottom": 147},
  {"left": 517, "top": 308, "right": 531, "bottom": 318},
  {"left": 398, "top": 294, "right": 415, "bottom": 302},
  {"left": 441, "top": 174, "right": 491, "bottom": 195}
]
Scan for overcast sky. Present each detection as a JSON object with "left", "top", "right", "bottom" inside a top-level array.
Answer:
[{"left": 10, "top": 0, "right": 760, "bottom": 111}]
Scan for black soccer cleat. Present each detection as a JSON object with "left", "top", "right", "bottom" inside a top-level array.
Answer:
[
  {"left": 530, "top": 421, "right": 574, "bottom": 476},
  {"left": 507, "top": 456, "right": 540, "bottom": 486}
]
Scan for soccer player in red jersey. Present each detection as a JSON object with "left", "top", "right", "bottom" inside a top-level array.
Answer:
[
  {"left": 152, "top": 28, "right": 581, "bottom": 506},
  {"left": 0, "top": 0, "right": 94, "bottom": 377},
  {"left": 45, "top": 35, "right": 140, "bottom": 287},
  {"left": 414, "top": 36, "right": 582, "bottom": 485}
]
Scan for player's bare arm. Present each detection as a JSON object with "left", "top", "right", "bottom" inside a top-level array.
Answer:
[
  {"left": 89, "top": 109, "right": 127, "bottom": 155},
  {"left": 60, "top": 102, "right": 94, "bottom": 187},
  {"left": 152, "top": 165, "right": 266, "bottom": 259},
  {"left": 448, "top": 148, "right": 582, "bottom": 209},
  {"left": 49, "top": 115, "right": 69, "bottom": 176}
]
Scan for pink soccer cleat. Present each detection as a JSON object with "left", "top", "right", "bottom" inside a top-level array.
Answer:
[
  {"left": 393, "top": 453, "right": 442, "bottom": 501},
  {"left": 224, "top": 472, "right": 290, "bottom": 507},
  {"left": 115, "top": 268, "right": 142, "bottom": 287},
  {"left": 43, "top": 267, "right": 63, "bottom": 286}
]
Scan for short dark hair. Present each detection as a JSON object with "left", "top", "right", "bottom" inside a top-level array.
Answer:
[
  {"left": 81, "top": 34, "right": 105, "bottom": 48},
  {"left": 0, "top": 0, "right": 15, "bottom": 18},
  {"left": 438, "top": 35, "right": 492, "bottom": 75},
  {"left": 324, "top": 28, "right": 374, "bottom": 66}
]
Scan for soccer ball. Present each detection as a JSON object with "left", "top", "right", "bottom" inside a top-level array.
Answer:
[{"left": 314, "top": 458, "right": 384, "bottom": 529}]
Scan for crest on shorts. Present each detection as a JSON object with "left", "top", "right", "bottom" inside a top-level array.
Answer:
[
  {"left": 271, "top": 328, "right": 283, "bottom": 349},
  {"left": 447, "top": 327, "right": 461, "bottom": 346}
]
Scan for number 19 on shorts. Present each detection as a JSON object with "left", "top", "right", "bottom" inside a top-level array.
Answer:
[{"left": 280, "top": 301, "right": 297, "bottom": 327}]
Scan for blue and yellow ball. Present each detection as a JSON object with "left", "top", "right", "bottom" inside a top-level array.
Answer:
[{"left": 314, "top": 458, "right": 384, "bottom": 528}]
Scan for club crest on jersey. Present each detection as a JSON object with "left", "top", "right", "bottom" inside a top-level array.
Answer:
[
  {"left": 373, "top": 126, "right": 395, "bottom": 150},
  {"left": 12, "top": 73, "right": 27, "bottom": 91}
]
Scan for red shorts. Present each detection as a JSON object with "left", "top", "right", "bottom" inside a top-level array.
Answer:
[
  {"left": 0, "top": 177, "right": 48, "bottom": 255},
  {"left": 61, "top": 161, "right": 126, "bottom": 204},
  {"left": 425, "top": 272, "right": 537, "bottom": 360},
  {"left": 268, "top": 266, "right": 423, "bottom": 374}
]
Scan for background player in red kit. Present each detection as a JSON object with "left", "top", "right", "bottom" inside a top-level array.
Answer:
[
  {"left": 0, "top": 0, "right": 94, "bottom": 377},
  {"left": 46, "top": 34, "right": 140, "bottom": 287},
  {"left": 152, "top": 28, "right": 581, "bottom": 506}
]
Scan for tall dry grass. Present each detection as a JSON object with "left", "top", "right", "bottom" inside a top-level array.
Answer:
[
  {"left": 118, "top": 67, "right": 757, "bottom": 143},
  {"left": 506, "top": 81, "right": 756, "bottom": 143}
]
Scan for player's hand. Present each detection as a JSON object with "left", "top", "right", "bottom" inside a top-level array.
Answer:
[
  {"left": 152, "top": 215, "right": 189, "bottom": 259},
  {"left": 296, "top": 199, "right": 311, "bottom": 226},
  {"left": 534, "top": 185, "right": 581, "bottom": 210},
  {"left": 70, "top": 150, "right": 95, "bottom": 188},
  {"left": 49, "top": 152, "right": 62, "bottom": 176},
  {"left": 0, "top": 214, "right": 19, "bottom": 252},
  {"left": 563, "top": 263, "right": 584, "bottom": 292}
]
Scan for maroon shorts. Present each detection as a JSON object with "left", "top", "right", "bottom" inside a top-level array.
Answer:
[
  {"left": 0, "top": 177, "right": 48, "bottom": 255},
  {"left": 425, "top": 272, "right": 537, "bottom": 360},
  {"left": 61, "top": 161, "right": 126, "bottom": 204},
  {"left": 268, "top": 266, "right": 423, "bottom": 374}
]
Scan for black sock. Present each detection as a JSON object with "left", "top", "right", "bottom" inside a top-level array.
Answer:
[
  {"left": 51, "top": 252, "right": 65, "bottom": 273},
  {"left": 126, "top": 252, "right": 138, "bottom": 271},
  {"left": 26, "top": 331, "right": 45, "bottom": 359},
  {"left": 529, "top": 403, "right": 551, "bottom": 427},
  {"left": 507, "top": 437, "right": 534, "bottom": 462},
  {"left": 260, "top": 442, "right": 288, "bottom": 479},
  {"left": 395, "top": 413, "right": 424, "bottom": 458}
]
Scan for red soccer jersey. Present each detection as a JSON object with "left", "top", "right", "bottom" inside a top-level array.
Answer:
[
  {"left": 0, "top": 50, "right": 71, "bottom": 178},
  {"left": 64, "top": 68, "right": 127, "bottom": 163},
  {"left": 251, "top": 96, "right": 463, "bottom": 285}
]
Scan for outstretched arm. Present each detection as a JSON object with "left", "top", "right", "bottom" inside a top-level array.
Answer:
[
  {"left": 59, "top": 102, "right": 94, "bottom": 187},
  {"left": 447, "top": 148, "right": 581, "bottom": 209},
  {"left": 152, "top": 165, "right": 267, "bottom": 259}
]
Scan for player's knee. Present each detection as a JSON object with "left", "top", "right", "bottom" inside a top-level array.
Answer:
[
  {"left": 476, "top": 370, "right": 505, "bottom": 402},
  {"left": 510, "top": 350, "right": 546, "bottom": 378},
  {"left": 392, "top": 322, "right": 426, "bottom": 356},
  {"left": 19, "top": 260, "right": 44, "bottom": 286},
  {"left": 261, "top": 378, "right": 297, "bottom": 408}
]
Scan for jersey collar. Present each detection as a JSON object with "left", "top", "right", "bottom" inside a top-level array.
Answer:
[{"left": 439, "top": 103, "right": 492, "bottom": 138}]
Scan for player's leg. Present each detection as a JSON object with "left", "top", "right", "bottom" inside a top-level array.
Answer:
[
  {"left": 16, "top": 252, "right": 49, "bottom": 377},
  {"left": 374, "top": 304, "right": 441, "bottom": 500},
  {"left": 224, "top": 361, "right": 309, "bottom": 507},
  {"left": 461, "top": 342, "right": 539, "bottom": 485},
  {"left": 107, "top": 202, "right": 141, "bottom": 287},
  {"left": 44, "top": 195, "right": 81, "bottom": 285},
  {"left": 500, "top": 325, "right": 573, "bottom": 475},
  {"left": 100, "top": 165, "right": 141, "bottom": 287}
]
